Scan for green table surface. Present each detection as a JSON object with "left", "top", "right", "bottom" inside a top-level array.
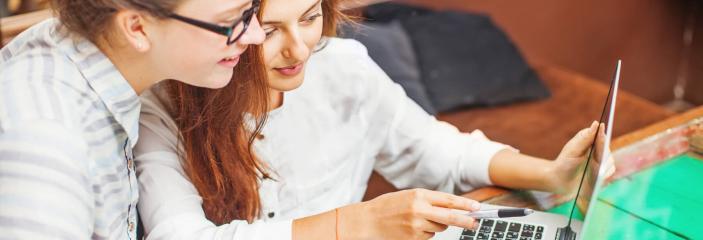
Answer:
[{"left": 548, "top": 154, "right": 703, "bottom": 239}]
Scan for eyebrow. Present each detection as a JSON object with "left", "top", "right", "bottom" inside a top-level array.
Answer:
[
  {"left": 216, "top": 1, "right": 252, "bottom": 19},
  {"left": 262, "top": 0, "right": 323, "bottom": 25}
]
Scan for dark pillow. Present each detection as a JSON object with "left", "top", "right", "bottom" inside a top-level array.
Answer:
[
  {"left": 365, "top": 3, "right": 550, "bottom": 112},
  {"left": 339, "top": 21, "right": 437, "bottom": 114},
  {"left": 402, "top": 11, "right": 550, "bottom": 112},
  {"left": 361, "top": 2, "right": 432, "bottom": 24}
]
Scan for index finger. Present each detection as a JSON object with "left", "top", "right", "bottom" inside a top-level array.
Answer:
[
  {"left": 423, "top": 190, "right": 481, "bottom": 212},
  {"left": 418, "top": 205, "right": 478, "bottom": 230}
]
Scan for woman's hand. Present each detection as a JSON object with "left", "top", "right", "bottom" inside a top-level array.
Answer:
[
  {"left": 339, "top": 188, "right": 481, "bottom": 240},
  {"left": 545, "top": 121, "right": 616, "bottom": 196}
]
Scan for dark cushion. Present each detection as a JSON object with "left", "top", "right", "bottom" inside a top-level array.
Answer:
[
  {"left": 340, "top": 21, "right": 437, "bottom": 114},
  {"left": 362, "top": 2, "right": 432, "bottom": 24},
  {"left": 365, "top": 3, "right": 551, "bottom": 112}
]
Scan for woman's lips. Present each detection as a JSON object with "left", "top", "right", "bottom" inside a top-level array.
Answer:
[
  {"left": 274, "top": 63, "right": 304, "bottom": 76},
  {"left": 218, "top": 56, "right": 240, "bottom": 68}
]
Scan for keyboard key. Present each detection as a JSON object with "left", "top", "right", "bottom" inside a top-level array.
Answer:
[
  {"left": 491, "top": 232, "right": 505, "bottom": 238},
  {"left": 521, "top": 230, "right": 534, "bottom": 237},
  {"left": 524, "top": 225, "right": 535, "bottom": 231},
  {"left": 536, "top": 226, "right": 544, "bottom": 233},
  {"left": 508, "top": 223, "right": 522, "bottom": 232},
  {"left": 507, "top": 231, "right": 520, "bottom": 238},
  {"left": 520, "top": 237, "right": 533, "bottom": 240},
  {"left": 460, "top": 236, "right": 474, "bottom": 240},
  {"left": 480, "top": 226, "right": 492, "bottom": 233},
  {"left": 482, "top": 219, "right": 495, "bottom": 227},
  {"left": 477, "top": 232, "right": 489, "bottom": 240},
  {"left": 494, "top": 221, "right": 508, "bottom": 232},
  {"left": 535, "top": 232, "right": 543, "bottom": 239},
  {"left": 463, "top": 229, "right": 477, "bottom": 236}
]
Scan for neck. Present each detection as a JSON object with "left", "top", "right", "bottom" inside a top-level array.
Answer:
[
  {"left": 98, "top": 42, "right": 158, "bottom": 95},
  {"left": 269, "top": 89, "right": 284, "bottom": 111}
]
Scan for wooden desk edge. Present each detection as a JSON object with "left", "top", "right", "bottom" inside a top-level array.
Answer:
[{"left": 611, "top": 105, "right": 703, "bottom": 150}]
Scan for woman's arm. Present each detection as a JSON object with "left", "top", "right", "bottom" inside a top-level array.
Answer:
[
  {"left": 488, "top": 149, "right": 555, "bottom": 192},
  {"left": 346, "top": 39, "right": 513, "bottom": 193},
  {"left": 347, "top": 38, "right": 607, "bottom": 196},
  {"left": 488, "top": 122, "right": 604, "bottom": 194},
  {"left": 293, "top": 189, "right": 481, "bottom": 240}
]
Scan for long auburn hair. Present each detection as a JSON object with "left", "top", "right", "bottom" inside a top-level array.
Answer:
[{"left": 165, "top": 0, "right": 347, "bottom": 224}]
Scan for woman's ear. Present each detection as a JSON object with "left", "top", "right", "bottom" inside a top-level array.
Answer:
[{"left": 112, "top": 10, "right": 152, "bottom": 52}]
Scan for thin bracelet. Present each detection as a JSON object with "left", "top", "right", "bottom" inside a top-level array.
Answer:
[{"left": 335, "top": 208, "right": 340, "bottom": 240}]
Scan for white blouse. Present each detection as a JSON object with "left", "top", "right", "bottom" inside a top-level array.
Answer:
[{"left": 134, "top": 38, "right": 514, "bottom": 240}]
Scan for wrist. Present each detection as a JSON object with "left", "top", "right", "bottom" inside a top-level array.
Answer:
[
  {"left": 338, "top": 202, "right": 370, "bottom": 240},
  {"left": 541, "top": 161, "right": 561, "bottom": 193}
]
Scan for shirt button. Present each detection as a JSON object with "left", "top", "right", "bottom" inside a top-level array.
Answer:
[
  {"left": 129, "top": 221, "right": 135, "bottom": 232},
  {"left": 268, "top": 212, "right": 275, "bottom": 218}
]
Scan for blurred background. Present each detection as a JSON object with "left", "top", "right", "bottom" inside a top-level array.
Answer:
[{"left": 2, "top": 0, "right": 701, "bottom": 109}]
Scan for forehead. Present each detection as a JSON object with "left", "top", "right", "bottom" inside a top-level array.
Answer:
[
  {"left": 261, "top": 0, "right": 320, "bottom": 21},
  {"left": 176, "top": 0, "right": 252, "bottom": 16}
]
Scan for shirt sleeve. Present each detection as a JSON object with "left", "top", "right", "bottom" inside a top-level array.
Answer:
[
  {"left": 348, "top": 41, "right": 517, "bottom": 194},
  {"left": 0, "top": 120, "right": 94, "bottom": 239},
  {"left": 134, "top": 97, "right": 293, "bottom": 240}
]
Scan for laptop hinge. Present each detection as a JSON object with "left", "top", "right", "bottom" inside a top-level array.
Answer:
[{"left": 555, "top": 225, "right": 577, "bottom": 240}]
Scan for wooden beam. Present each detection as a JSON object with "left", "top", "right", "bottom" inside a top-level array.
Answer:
[{"left": 1, "top": 9, "right": 52, "bottom": 45}]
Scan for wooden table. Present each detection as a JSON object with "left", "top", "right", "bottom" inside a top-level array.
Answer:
[{"left": 462, "top": 105, "right": 703, "bottom": 205}]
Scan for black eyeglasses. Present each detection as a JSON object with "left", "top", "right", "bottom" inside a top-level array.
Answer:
[{"left": 168, "top": 0, "right": 260, "bottom": 46}]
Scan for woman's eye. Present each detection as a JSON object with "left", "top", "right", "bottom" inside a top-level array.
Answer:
[
  {"left": 302, "top": 13, "right": 322, "bottom": 24},
  {"left": 265, "top": 28, "right": 278, "bottom": 38}
]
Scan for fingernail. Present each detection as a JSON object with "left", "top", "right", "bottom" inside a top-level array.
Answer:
[
  {"left": 470, "top": 220, "right": 479, "bottom": 230},
  {"left": 472, "top": 202, "right": 481, "bottom": 210}
]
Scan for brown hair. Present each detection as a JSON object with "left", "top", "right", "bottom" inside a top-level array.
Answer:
[
  {"left": 50, "top": 0, "right": 180, "bottom": 42},
  {"left": 168, "top": 0, "right": 347, "bottom": 224}
]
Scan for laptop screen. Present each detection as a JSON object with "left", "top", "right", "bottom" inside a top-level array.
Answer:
[{"left": 562, "top": 60, "right": 620, "bottom": 235}]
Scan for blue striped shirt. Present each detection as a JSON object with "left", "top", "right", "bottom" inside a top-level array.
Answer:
[{"left": 0, "top": 18, "right": 139, "bottom": 239}]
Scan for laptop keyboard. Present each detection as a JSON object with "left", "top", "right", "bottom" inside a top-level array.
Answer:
[{"left": 459, "top": 219, "right": 545, "bottom": 240}]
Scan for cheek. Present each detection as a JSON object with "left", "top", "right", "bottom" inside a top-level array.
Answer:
[
  {"left": 262, "top": 40, "right": 280, "bottom": 68},
  {"left": 304, "top": 21, "right": 325, "bottom": 49},
  {"left": 152, "top": 26, "right": 230, "bottom": 74}
]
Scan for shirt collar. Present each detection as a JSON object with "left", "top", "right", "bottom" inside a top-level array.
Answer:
[{"left": 57, "top": 24, "right": 141, "bottom": 146}]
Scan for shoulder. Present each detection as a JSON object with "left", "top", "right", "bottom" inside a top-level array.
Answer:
[
  {"left": 0, "top": 57, "right": 92, "bottom": 128},
  {"left": 309, "top": 37, "right": 371, "bottom": 65},
  {"left": 305, "top": 37, "right": 392, "bottom": 94},
  {"left": 135, "top": 84, "right": 181, "bottom": 155},
  {"left": 306, "top": 37, "right": 383, "bottom": 86}
]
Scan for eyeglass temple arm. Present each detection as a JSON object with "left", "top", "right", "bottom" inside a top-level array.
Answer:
[{"left": 168, "top": 14, "right": 232, "bottom": 36}]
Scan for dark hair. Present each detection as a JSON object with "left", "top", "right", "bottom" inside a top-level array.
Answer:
[{"left": 50, "top": 0, "right": 180, "bottom": 42}]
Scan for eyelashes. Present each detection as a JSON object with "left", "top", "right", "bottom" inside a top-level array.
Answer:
[
  {"left": 304, "top": 13, "right": 322, "bottom": 23},
  {"left": 264, "top": 12, "right": 323, "bottom": 38}
]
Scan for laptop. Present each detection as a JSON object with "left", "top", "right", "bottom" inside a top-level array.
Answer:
[{"left": 434, "top": 60, "right": 622, "bottom": 240}]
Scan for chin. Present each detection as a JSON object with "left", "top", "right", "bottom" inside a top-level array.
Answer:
[
  {"left": 274, "top": 78, "right": 304, "bottom": 92},
  {"left": 269, "top": 72, "right": 305, "bottom": 92},
  {"left": 198, "top": 74, "right": 234, "bottom": 89}
]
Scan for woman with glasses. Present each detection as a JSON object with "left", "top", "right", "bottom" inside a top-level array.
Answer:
[
  {"left": 0, "top": 0, "right": 264, "bottom": 239},
  {"left": 135, "top": 0, "right": 610, "bottom": 239}
]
